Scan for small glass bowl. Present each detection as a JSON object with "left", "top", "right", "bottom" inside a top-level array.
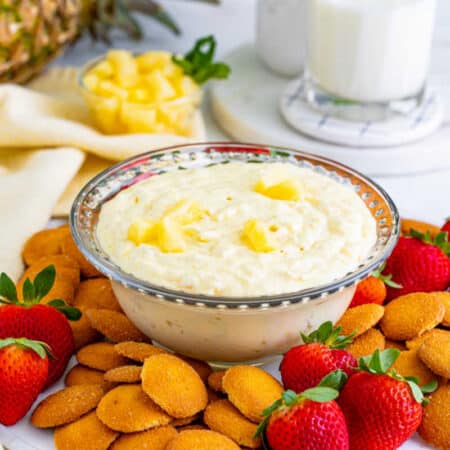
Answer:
[
  {"left": 70, "top": 143, "right": 399, "bottom": 365},
  {"left": 78, "top": 55, "right": 202, "bottom": 136}
]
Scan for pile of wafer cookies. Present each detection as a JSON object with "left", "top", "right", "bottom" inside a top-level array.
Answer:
[
  {"left": 336, "top": 291, "right": 450, "bottom": 448},
  {"left": 31, "top": 340, "right": 283, "bottom": 449}
]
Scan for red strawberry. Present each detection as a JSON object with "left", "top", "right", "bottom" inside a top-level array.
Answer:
[
  {"left": 349, "top": 262, "right": 401, "bottom": 307},
  {"left": 338, "top": 349, "right": 437, "bottom": 450},
  {"left": 256, "top": 371, "right": 349, "bottom": 450},
  {"left": 280, "top": 321, "right": 357, "bottom": 393},
  {"left": 383, "top": 231, "right": 450, "bottom": 300},
  {"left": 441, "top": 216, "right": 450, "bottom": 235},
  {"left": 0, "top": 266, "right": 80, "bottom": 388},
  {"left": 0, "top": 337, "right": 51, "bottom": 425}
]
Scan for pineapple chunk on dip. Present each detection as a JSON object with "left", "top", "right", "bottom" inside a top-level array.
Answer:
[{"left": 96, "top": 162, "right": 377, "bottom": 297}]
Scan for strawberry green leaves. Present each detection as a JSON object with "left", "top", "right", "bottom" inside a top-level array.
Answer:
[
  {"left": 373, "top": 262, "right": 402, "bottom": 289},
  {"left": 301, "top": 321, "right": 354, "bottom": 349},
  {"left": 0, "top": 265, "right": 80, "bottom": 320},
  {"left": 359, "top": 349, "right": 438, "bottom": 404},
  {"left": 409, "top": 228, "right": 450, "bottom": 257},
  {"left": 0, "top": 272, "right": 18, "bottom": 302},
  {"left": 0, "top": 337, "right": 53, "bottom": 359},
  {"left": 172, "top": 35, "right": 231, "bottom": 84}
]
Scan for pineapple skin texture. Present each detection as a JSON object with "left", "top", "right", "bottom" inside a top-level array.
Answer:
[{"left": 82, "top": 49, "right": 201, "bottom": 136}]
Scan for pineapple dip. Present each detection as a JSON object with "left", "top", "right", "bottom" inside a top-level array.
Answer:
[{"left": 97, "top": 162, "right": 377, "bottom": 297}]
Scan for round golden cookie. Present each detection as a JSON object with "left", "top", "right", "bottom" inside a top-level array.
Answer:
[
  {"left": 165, "top": 430, "right": 240, "bottom": 450},
  {"left": 76, "top": 342, "right": 128, "bottom": 371},
  {"left": 69, "top": 309, "right": 100, "bottom": 351},
  {"left": 419, "top": 384, "right": 450, "bottom": 450},
  {"left": 208, "top": 370, "right": 226, "bottom": 393},
  {"left": 110, "top": 425, "right": 178, "bottom": 450},
  {"left": 65, "top": 364, "right": 108, "bottom": 388},
  {"left": 390, "top": 350, "right": 435, "bottom": 386},
  {"left": 20, "top": 254, "right": 81, "bottom": 289},
  {"left": 31, "top": 385, "right": 104, "bottom": 428},
  {"left": 74, "top": 278, "right": 122, "bottom": 312},
  {"left": 222, "top": 365, "right": 283, "bottom": 423},
  {"left": 433, "top": 291, "right": 450, "bottom": 327},
  {"left": 406, "top": 329, "right": 450, "bottom": 351},
  {"left": 176, "top": 355, "right": 213, "bottom": 383},
  {"left": 141, "top": 353, "right": 208, "bottom": 419},
  {"left": 418, "top": 332, "right": 450, "bottom": 378},
  {"left": 204, "top": 399, "right": 260, "bottom": 449},
  {"left": 53, "top": 411, "right": 119, "bottom": 450},
  {"left": 384, "top": 339, "right": 407, "bottom": 351},
  {"left": 336, "top": 304, "right": 384, "bottom": 337},
  {"left": 114, "top": 341, "right": 165, "bottom": 362},
  {"left": 61, "top": 233, "right": 102, "bottom": 278},
  {"left": 85, "top": 308, "right": 148, "bottom": 343},
  {"left": 381, "top": 293, "right": 445, "bottom": 340},
  {"left": 104, "top": 365, "right": 142, "bottom": 383},
  {"left": 96, "top": 384, "right": 172, "bottom": 433},
  {"left": 347, "top": 328, "right": 385, "bottom": 360},
  {"left": 22, "top": 225, "right": 70, "bottom": 266}
]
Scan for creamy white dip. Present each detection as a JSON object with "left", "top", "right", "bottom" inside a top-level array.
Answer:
[{"left": 97, "top": 162, "right": 377, "bottom": 297}]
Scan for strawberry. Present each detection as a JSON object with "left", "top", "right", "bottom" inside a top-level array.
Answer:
[
  {"left": 256, "top": 371, "right": 349, "bottom": 450},
  {"left": 338, "top": 349, "right": 437, "bottom": 450},
  {"left": 349, "top": 262, "right": 401, "bottom": 307},
  {"left": 383, "top": 231, "right": 450, "bottom": 300},
  {"left": 0, "top": 266, "right": 80, "bottom": 388},
  {"left": 0, "top": 337, "right": 51, "bottom": 425},
  {"left": 280, "top": 321, "right": 357, "bottom": 393},
  {"left": 441, "top": 216, "right": 450, "bottom": 235}
]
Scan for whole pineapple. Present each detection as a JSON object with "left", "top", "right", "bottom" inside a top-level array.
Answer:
[{"left": 0, "top": 0, "right": 216, "bottom": 83}]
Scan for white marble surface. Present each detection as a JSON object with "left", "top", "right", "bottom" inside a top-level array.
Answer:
[{"left": 55, "top": 0, "right": 450, "bottom": 224}]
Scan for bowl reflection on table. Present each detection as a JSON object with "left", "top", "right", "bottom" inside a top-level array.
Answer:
[{"left": 70, "top": 142, "right": 399, "bottom": 366}]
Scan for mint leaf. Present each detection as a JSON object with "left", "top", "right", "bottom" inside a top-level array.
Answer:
[
  {"left": 0, "top": 272, "right": 17, "bottom": 302},
  {"left": 173, "top": 35, "right": 231, "bottom": 85},
  {"left": 33, "top": 265, "right": 56, "bottom": 301},
  {"left": 301, "top": 387, "right": 339, "bottom": 402}
]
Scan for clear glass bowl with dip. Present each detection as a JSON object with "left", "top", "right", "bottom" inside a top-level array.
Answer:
[{"left": 70, "top": 143, "right": 399, "bottom": 366}]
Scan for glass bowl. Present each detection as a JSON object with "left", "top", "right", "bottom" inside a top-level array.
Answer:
[
  {"left": 70, "top": 143, "right": 399, "bottom": 365},
  {"left": 79, "top": 55, "right": 202, "bottom": 136}
]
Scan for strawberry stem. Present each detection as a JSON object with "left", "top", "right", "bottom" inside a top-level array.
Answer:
[
  {"left": 373, "top": 262, "right": 402, "bottom": 289},
  {"left": 301, "top": 321, "right": 354, "bottom": 349},
  {"left": 0, "top": 337, "right": 53, "bottom": 359}
]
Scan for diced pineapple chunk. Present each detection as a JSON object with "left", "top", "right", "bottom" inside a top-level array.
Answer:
[
  {"left": 107, "top": 50, "right": 138, "bottom": 88},
  {"left": 127, "top": 219, "right": 158, "bottom": 245},
  {"left": 136, "top": 51, "right": 172, "bottom": 72},
  {"left": 95, "top": 80, "right": 129, "bottom": 100},
  {"left": 242, "top": 219, "right": 278, "bottom": 253},
  {"left": 173, "top": 75, "right": 199, "bottom": 98},
  {"left": 254, "top": 179, "right": 302, "bottom": 201},
  {"left": 143, "top": 70, "right": 176, "bottom": 101},
  {"left": 90, "top": 60, "right": 114, "bottom": 78},
  {"left": 164, "top": 199, "right": 208, "bottom": 225},
  {"left": 83, "top": 73, "right": 100, "bottom": 91},
  {"left": 120, "top": 103, "right": 158, "bottom": 133},
  {"left": 156, "top": 218, "right": 186, "bottom": 253},
  {"left": 184, "top": 228, "right": 210, "bottom": 243},
  {"left": 90, "top": 97, "right": 122, "bottom": 134},
  {"left": 129, "top": 87, "right": 150, "bottom": 103}
]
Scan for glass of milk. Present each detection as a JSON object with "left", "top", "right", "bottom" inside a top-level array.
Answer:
[{"left": 303, "top": 0, "right": 436, "bottom": 121}]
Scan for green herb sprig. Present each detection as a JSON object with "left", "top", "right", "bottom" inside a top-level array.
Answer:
[{"left": 172, "top": 35, "right": 230, "bottom": 84}]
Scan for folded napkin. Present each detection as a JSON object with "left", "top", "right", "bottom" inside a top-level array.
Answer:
[{"left": 0, "top": 148, "right": 84, "bottom": 280}]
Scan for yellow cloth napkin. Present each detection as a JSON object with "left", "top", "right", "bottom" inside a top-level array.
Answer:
[{"left": 0, "top": 148, "right": 84, "bottom": 280}]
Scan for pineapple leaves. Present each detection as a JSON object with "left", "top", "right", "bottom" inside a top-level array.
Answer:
[
  {"left": 0, "top": 272, "right": 18, "bottom": 302},
  {"left": 173, "top": 35, "right": 231, "bottom": 84}
]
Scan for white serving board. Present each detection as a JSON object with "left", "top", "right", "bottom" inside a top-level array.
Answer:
[
  {"left": 210, "top": 44, "right": 450, "bottom": 177},
  {"left": 0, "top": 356, "right": 433, "bottom": 450}
]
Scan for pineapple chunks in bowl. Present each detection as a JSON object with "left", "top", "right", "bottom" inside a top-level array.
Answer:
[{"left": 80, "top": 50, "right": 202, "bottom": 135}]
